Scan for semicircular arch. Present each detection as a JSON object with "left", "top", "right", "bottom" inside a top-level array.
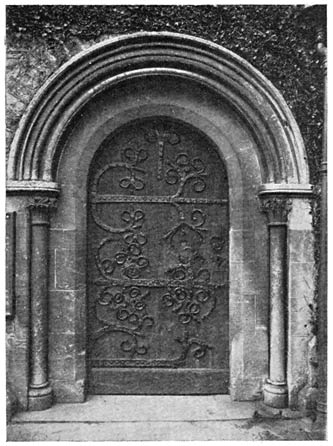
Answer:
[{"left": 7, "top": 32, "right": 309, "bottom": 187}]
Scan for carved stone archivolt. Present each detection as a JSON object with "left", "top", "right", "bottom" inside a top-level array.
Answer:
[{"left": 7, "top": 33, "right": 309, "bottom": 186}]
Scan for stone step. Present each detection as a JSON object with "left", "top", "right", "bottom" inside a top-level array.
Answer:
[
  {"left": 11, "top": 395, "right": 256, "bottom": 423},
  {"left": 8, "top": 395, "right": 318, "bottom": 441},
  {"left": 7, "top": 418, "right": 314, "bottom": 441}
]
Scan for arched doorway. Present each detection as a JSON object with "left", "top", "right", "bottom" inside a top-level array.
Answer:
[
  {"left": 6, "top": 33, "right": 313, "bottom": 411},
  {"left": 87, "top": 117, "right": 229, "bottom": 394}
]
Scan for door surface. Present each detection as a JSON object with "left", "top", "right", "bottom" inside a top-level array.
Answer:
[{"left": 87, "top": 117, "right": 229, "bottom": 394}]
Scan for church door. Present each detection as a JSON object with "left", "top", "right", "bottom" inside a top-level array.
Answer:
[{"left": 87, "top": 117, "right": 229, "bottom": 394}]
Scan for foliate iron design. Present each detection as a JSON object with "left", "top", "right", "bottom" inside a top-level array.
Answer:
[
  {"left": 92, "top": 284, "right": 213, "bottom": 364},
  {"left": 96, "top": 208, "right": 149, "bottom": 280},
  {"left": 144, "top": 124, "right": 180, "bottom": 180},
  {"left": 88, "top": 119, "right": 229, "bottom": 374},
  {"left": 92, "top": 140, "right": 148, "bottom": 194},
  {"left": 93, "top": 285, "right": 154, "bottom": 357},
  {"left": 165, "top": 153, "right": 207, "bottom": 197},
  {"left": 119, "top": 145, "right": 148, "bottom": 191},
  {"left": 164, "top": 209, "right": 209, "bottom": 280},
  {"left": 164, "top": 209, "right": 206, "bottom": 250},
  {"left": 90, "top": 332, "right": 213, "bottom": 368},
  {"left": 162, "top": 285, "right": 216, "bottom": 325},
  {"left": 210, "top": 233, "right": 228, "bottom": 268},
  {"left": 176, "top": 332, "right": 213, "bottom": 360},
  {"left": 163, "top": 208, "right": 216, "bottom": 326}
]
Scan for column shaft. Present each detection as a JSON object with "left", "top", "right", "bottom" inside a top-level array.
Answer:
[
  {"left": 28, "top": 198, "right": 56, "bottom": 411},
  {"left": 269, "top": 225, "right": 287, "bottom": 384},
  {"left": 260, "top": 197, "right": 291, "bottom": 408},
  {"left": 30, "top": 209, "right": 49, "bottom": 387}
]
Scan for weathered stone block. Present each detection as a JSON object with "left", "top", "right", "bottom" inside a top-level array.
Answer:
[
  {"left": 254, "top": 225, "right": 268, "bottom": 261},
  {"left": 230, "top": 331, "right": 244, "bottom": 394},
  {"left": 49, "top": 333, "right": 76, "bottom": 380},
  {"left": 242, "top": 294, "right": 256, "bottom": 333},
  {"left": 49, "top": 290, "right": 76, "bottom": 334},
  {"left": 289, "top": 262, "right": 315, "bottom": 300},
  {"left": 230, "top": 230, "right": 243, "bottom": 262},
  {"left": 74, "top": 289, "right": 87, "bottom": 346},
  {"left": 289, "top": 297, "right": 313, "bottom": 338},
  {"left": 54, "top": 248, "right": 77, "bottom": 290},
  {"left": 255, "top": 293, "right": 269, "bottom": 329},
  {"left": 288, "top": 336, "right": 309, "bottom": 407},
  {"left": 229, "top": 296, "right": 242, "bottom": 338},
  {"left": 229, "top": 262, "right": 243, "bottom": 292},
  {"left": 239, "top": 149, "right": 262, "bottom": 185},
  {"left": 230, "top": 376, "right": 264, "bottom": 401},
  {"left": 243, "top": 329, "right": 268, "bottom": 376},
  {"left": 51, "top": 379, "right": 86, "bottom": 403},
  {"left": 289, "top": 230, "right": 314, "bottom": 263},
  {"left": 50, "top": 228, "right": 77, "bottom": 246},
  {"left": 288, "top": 199, "right": 312, "bottom": 231},
  {"left": 230, "top": 230, "right": 256, "bottom": 262},
  {"left": 73, "top": 350, "right": 87, "bottom": 382},
  {"left": 242, "top": 264, "right": 266, "bottom": 294}
]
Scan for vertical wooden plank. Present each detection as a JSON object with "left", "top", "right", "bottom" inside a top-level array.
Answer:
[{"left": 6, "top": 212, "right": 16, "bottom": 318}]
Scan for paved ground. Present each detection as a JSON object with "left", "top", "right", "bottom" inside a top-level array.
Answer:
[{"left": 7, "top": 395, "right": 325, "bottom": 441}]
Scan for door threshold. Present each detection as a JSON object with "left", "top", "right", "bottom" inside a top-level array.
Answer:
[
  {"left": 8, "top": 396, "right": 314, "bottom": 441},
  {"left": 11, "top": 395, "right": 256, "bottom": 423}
]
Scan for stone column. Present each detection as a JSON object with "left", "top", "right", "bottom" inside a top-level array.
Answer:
[
  {"left": 28, "top": 196, "right": 57, "bottom": 411},
  {"left": 260, "top": 196, "right": 292, "bottom": 408}
]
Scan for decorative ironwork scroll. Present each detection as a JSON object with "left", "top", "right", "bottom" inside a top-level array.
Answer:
[
  {"left": 95, "top": 208, "right": 149, "bottom": 280},
  {"left": 165, "top": 153, "right": 207, "bottom": 198},
  {"left": 87, "top": 118, "right": 229, "bottom": 372},
  {"left": 144, "top": 123, "right": 180, "bottom": 180},
  {"left": 92, "top": 140, "right": 148, "bottom": 194}
]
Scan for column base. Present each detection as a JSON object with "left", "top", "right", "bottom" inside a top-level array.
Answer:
[
  {"left": 263, "top": 381, "right": 288, "bottom": 408},
  {"left": 28, "top": 384, "right": 53, "bottom": 411}
]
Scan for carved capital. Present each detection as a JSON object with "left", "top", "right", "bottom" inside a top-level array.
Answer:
[
  {"left": 28, "top": 196, "right": 57, "bottom": 211},
  {"left": 260, "top": 197, "right": 292, "bottom": 224},
  {"left": 28, "top": 196, "right": 57, "bottom": 225}
]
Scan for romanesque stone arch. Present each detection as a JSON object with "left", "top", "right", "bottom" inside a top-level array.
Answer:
[
  {"left": 7, "top": 32, "right": 310, "bottom": 187},
  {"left": 6, "top": 33, "right": 314, "bottom": 412}
]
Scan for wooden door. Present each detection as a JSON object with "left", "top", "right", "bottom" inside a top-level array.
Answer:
[{"left": 87, "top": 117, "right": 229, "bottom": 394}]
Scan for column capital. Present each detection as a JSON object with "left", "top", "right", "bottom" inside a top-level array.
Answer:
[
  {"left": 259, "top": 196, "right": 292, "bottom": 225},
  {"left": 27, "top": 196, "right": 58, "bottom": 212}
]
